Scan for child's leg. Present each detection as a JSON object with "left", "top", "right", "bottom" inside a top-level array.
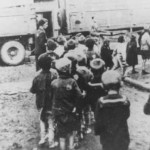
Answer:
[
  {"left": 68, "top": 131, "right": 76, "bottom": 150},
  {"left": 83, "top": 105, "right": 92, "bottom": 133},
  {"left": 39, "top": 120, "right": 47, "bottom": 144},
  {"left": 47, "top": 113, "right": 58, "bottom": 148},
  {"left": 59, "top": 138, "right": 66, "bottom": 150},
  {"left": 39, "top": 109, "right": 47, "bottom": 145}
]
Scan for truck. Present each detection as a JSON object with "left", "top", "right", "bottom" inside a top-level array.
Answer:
[
  {"left": 0, "top": 1, "right": 37, "bottom": 66},
  {"left": 0, "top": 0, "right": 59, "bottom": 66},
  {"left": 58, "top": 0, "right": 150, "bottom": 35},
  {"left": 1, "top": 0, "right": 150, "bottom": 66}
]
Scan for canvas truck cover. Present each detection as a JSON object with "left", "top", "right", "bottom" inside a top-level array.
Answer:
[
  {"left": 0, "top": 4, "right": 36, "bottom": 37},
  {"left": 59, "top": 0, "right": 150, "bottom": 33},
  {"left": 62, "top": 0, "right": 131, "bottom": 33}
]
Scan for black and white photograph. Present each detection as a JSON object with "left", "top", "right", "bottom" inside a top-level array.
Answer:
[{"left": 1, "top": 0, "right": 150, "bottom": 150}]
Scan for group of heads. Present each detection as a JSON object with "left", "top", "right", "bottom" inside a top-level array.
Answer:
[
  {"left": 38, "top": 52, "right": 121, "bottom": 91},
  {"left": 37, "top": 25, "right": 122, "bottom": 90}
]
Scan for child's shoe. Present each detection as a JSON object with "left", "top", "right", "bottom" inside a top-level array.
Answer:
[
  {"left": 49, "top": 141, "right": 58, "bottom": 148},
  {"left": 38, "top": 137, "right": 47, "bottom": 145}
]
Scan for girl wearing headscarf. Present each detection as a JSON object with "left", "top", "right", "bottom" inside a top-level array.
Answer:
[{"left": 126, "top": 35, "right": 138, "bottom": 73}]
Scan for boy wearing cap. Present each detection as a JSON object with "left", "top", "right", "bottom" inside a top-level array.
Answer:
[
  {"left": 51, "top": 58, "right": 83, "bottom": 150},
  {"left": 95, "top": 70, "right": 130, "bottom": 150},
  {"left": 30, "top": 53, "right": 58, "bottom": 148}
]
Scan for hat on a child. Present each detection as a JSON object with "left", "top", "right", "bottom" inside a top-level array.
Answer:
[
  {"left": 78, "top": 35, "right": 85, "bottom": 42},
  {"left": 57, "top": 35, "right": 66, "bottom": 45},
  {"left": 67, "top": 39, "right": 76, "bottom": 50},
  {"left": 67, "top": 39, "right": 76, "bottom": 47},
  {"left": 101, "top": 70, "right": 121, "bottom": 85},
  {"left": 55, "top": 58, "right": 71, "bottom": 73},
  {"left": 90, "top": 58, "right": 105, "bottom": 70},
  {"left": 76, "top": 66, "right": 93, "bottom": 83},
  {"left": 38, "top": 52, "right": 52, "bottom": 69}
]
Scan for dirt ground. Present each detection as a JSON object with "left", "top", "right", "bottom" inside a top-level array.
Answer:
[{"left": 1, "top": 61, "right": 150, "bottom": 150}]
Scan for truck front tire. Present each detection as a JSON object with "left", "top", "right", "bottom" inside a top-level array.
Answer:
[{"left": 0, "top": 41, "right": 25, "bottom": 66}]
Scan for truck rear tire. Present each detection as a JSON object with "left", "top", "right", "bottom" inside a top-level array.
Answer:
[{"left": 0, "top": 41, "right": 25, "bottom": 66}]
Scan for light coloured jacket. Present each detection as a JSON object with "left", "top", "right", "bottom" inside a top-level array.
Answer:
[{"left": 141, "top": 32, "right": 150, "bottom": 51}]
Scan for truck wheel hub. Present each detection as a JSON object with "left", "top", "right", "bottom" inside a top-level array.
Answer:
[{"left": 8, "top": 47, "right": 18, "bottom": 57}]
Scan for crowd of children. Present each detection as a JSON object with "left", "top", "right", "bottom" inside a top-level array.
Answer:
[
  {"left": 30, "top": 29, "right": 133, "bottom": 150},
  {"left": 30, "top": 17, "right": 137, "bottom": 150}
]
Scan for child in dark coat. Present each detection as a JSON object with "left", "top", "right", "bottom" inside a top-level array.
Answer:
[
  {"left": 51, "top": 58, "right": 83, "bottom": 150},
  {"left": 101, "top": 40, "right": 113, "bottom": 70},
  {"left": 88, "top": 58, "right": 107, "bottom": 111},
  {"left": 30, "top": 53, "right": 58, "bottom": 148},
  {"left": 95, "top": 70, "right": 130, "bottom": 150}
]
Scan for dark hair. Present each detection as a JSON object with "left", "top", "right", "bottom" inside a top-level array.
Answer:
[
  {"left": 103, "top": 82, "right": 121, "bottom": 91},
  {"left": 103, "top": 40, "right": 109, "bottom": 47},
  {"left": 47, "top": 39, "right": 57, "bottom": 51},
  {"left": 38, "top": 53, "right": 51, "bottom": 70},
  {"left": 118, "top": 36, "right": 124, "bottom": 43},
  {"left": 68, "top": 44, "right": 76, "bottom": 50},
  {"left": 79, "top": 40, "right": 85, "bottom": 45},
  {"left": 130, "top": 35, "right": 136, "bottom": 42},
  {"left": 38, "top": 18, "right": 48, "bottom": 27},
  {"left": 85, "top": 38, "right": 95, "bottom": 49}
]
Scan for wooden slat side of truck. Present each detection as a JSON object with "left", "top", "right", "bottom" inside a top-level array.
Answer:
[
  {"left": 58, "top": 0, "right": 150, "bottom": 34},
  {"left": 0, "top": 4, "right": 36, "bottom": 66}
]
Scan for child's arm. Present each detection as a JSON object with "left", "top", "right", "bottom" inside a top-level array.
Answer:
[
  {"left": 30, "top": 78, "right": 38, "bottom": 94},
  {"left": 94, "top": 99, "right": 104, "bottom": 135},
  {"left": 88, "top": 82, "right": 103, "bottom": 87},
  {"left": 144, "top": 94, "right": 150, "bottom": 115},
  {"left": 73, "top": 80, "right": 84, "bottom": 112}
]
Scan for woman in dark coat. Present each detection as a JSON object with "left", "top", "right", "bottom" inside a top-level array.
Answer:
[
  {"left": 126, "top": 35, "right": 138, "bottom": 73},
  {"left": 34, "top": 18, "right": 48, "bottom": 71},
  {"left": 101, "top": 40, "right": 113, "bottom": 70}
]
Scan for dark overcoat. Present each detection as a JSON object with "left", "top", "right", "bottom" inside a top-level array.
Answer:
[
  {"left": 95, "top": 94, "right": 130, "bottom": 150},
  {"left": 126, "top": 41, "right": 138, "bottom": 66},
  {"left": 34, "top": 28, "right": 47, "bottom": 71}
]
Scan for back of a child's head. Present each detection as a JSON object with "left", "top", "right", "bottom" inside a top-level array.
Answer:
[
  {"left": 38, "top": 53, "right": 52, "bottom": 70},
  {"left": 57, "top": 35, "right": 66, "bottom": 45},
  {"left": 47, "top": 39, "right": 57, "bottom": 51},
  {"left": 101, "top": 70, "right": 121, "bottom": 90},
  {"left": 55, "top": 57, "right": 72, "bottom": 75},
  {"left": 85, "top": 38, "right": 95, "bottom": 50},
  {"left": 78, "top": 35, "right": 85, "bottom": 44},
  {"left": 90, "top": 58, "right": 105, "bottom": 71},
  {"left": 67, "top": 39, "right": 76, "bottom": 50}
]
